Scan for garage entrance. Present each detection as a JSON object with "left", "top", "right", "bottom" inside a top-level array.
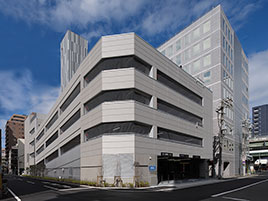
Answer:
[{"left": 157, "top": 154, "right": 205, "bottom": 183}]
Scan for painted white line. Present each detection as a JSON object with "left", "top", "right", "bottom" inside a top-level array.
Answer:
[
  {"left": 43, "top": 185, "right": 59, "bottom": 191},
  {"left": 18, "top": 178, "right": 23, "bottom": 181},
  {"left": 7, "top": 188, "right": 21, "bottom": 201},
  {"left": 26, "top": 181, "right": 35, "bottom": 184},
  {"left": 59, "top": 187, "right": 89, "bottom": 192},
  {"left": 62, "top": 185, "right": 72, "bottom": 188},
  {"left": 211, "top": 178, "right": 268, "bottom": 197},
  {"left": 222, "top": 196, "right": 250, "bottom": 201},
  {"left": 156, "top": 188, "right": 175, "bottom": 192}
]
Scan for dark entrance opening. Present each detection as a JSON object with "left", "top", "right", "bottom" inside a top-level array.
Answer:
[{"left": 157, "top": 155, "right": 202, "bottom": 183}]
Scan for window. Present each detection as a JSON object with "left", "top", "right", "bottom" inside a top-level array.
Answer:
[
  {"left": 157, "top": 127, "right": 202, "bottom": 146},
  {"left": 30, "top": 140, "right": 35, "bottom": 146},
  {"left": 203, "top": 38, "right": 211, "bottom": 50},
  {"left": 184, "top": 48, "right": 191, "bottom": 61},
  {"left": 157, "top": 70, "right": 202, "bottom": 105},
  {"left": 46, "top": 150, "right": 58, "bottom": 163},
  {"left": 192, "top": 43, "right": 200, "bottom": 55},
  {"left": 60, "top": 110, "right": 80, "bottom": 134},
  {"left": 203, "top": 54, "right": 211, "bottom": 67},
  {"left": 193, "top": 59, "right": 201, "bottom": 74},
  {"left": 84, "top": 122, "right": 152, "bottom": 141},
  {"left": 175, "top": 54, "right": 181, "bottom": 65},
  {"left": 30, "top": 128, "right": 35, "bottom": 135},
  {"left": 185, "top": 33, "right": 191, "bottom": 46},
  {"left": 157, "top": 99, "right": 203, "bottom": 126},
  {"left": 222, "top": 18, "right": 225, "bottom": 31},
  {"left": 60, "top": 82, "right": 80, "bottom": 113},
  {"left": 84, "top": 89, "right": 151, "bottom": 113},
  {"left": 166, "top": 45, "right": 173, "bottom": 57},
  {"left": 242, "top": 94, "right": 248, "bottom": 106},
  {"left": 36, "top": 129, "right": 44, "bottom": 142},
  {"left": 161, "top": 50, "right": 165, "bottom": 55},
  {"left": 36, "top": 145, "right": 44, "bottom": 155},
  {"left": 45, "top": 131, "right": 58, "bottom": 147},
  {"left": 203, "top": 71, "right": 211, "bottom": 83},
  {"left": 183, "top": 64, "right": 191, "bottom": 74},
  {"left": 61, "top": 134, "right": 81, "bottom": 155},
  {"left": 84, "top": 56, "right": 151, "bottom": 85},
  {"left": 176, "top": 39, "right": 181, "bottom": 51},
  {"left": 203, "top": 20, "right": 211, "bottom": 33},
  {"left": 193, "top": 27, "right": 200, "bottom": 40},
  {"left": 223, "top": 36, "right": 225, "bottom": 49},
  {"left": 46, "top": 112, "right": 58, "bottom": 131}
]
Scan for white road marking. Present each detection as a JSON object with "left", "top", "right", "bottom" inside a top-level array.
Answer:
[
  {"left": 59, "top": 187, "right": 89, "bottom": 192},
  {"left": 155, "top": 188, "right": 175, "bottom": 192},
  {"left": 26, "top": 181, "right": 35, "bottom": 184},
  {"left": 211, "top": 178, "right": 268, "bottom": 197},
  {"left": 222, "top": 196, "right": 250, "bottom": 201},
  {"left": 17, "top": 178, "right": 23, "bottom": 181},
  {"left": 43, "top": 185, "right": 59, "bottom": 191},
  {"left": 62, "top": 185, "right": 72, "bottom": 188},
  {"left": 7, "top": 188, "right": 21, "bottom": 201}
]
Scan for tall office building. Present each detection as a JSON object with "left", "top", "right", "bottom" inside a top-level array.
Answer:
[
  {"left": 252, "top": 104, "right": 268, "bottom": 136},
  {"left": 158, "top": 5, "right": 249, "bottom": 177},
  {"left": 61, "top": 30, "right": 88, "bottom": 90},
  {"left": 5, "top": 114, "right": 27, "bottom": 172}
]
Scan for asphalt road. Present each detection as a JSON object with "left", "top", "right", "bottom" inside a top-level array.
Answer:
[{"left": 2, "top": 172, "right": 268, "bottom": 201}]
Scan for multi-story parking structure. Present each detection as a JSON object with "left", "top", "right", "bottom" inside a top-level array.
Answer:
[
  {"left": 158, "top": 5, "right": 249, "bottom": 177},
  {"left": 25, "top": 32, "right": 213, "bottom": 186}
]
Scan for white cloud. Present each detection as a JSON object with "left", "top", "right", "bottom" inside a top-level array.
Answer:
[
  {"left": 0, "top": 69, "right": 59, "bottom": 139},
  {"left": 249, "top": 49, "right": 268, "bottom": 108},
  {"left": 0, "top": 0, "right": 260, "bottom": 41}
]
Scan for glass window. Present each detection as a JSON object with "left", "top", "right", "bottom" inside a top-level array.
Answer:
[
  {"left": 166, "top": 45, "right": 173, "bottom": 57},
  {"left": 203, "top": 54, "right": 211, "bottom": 67},
  {"left": 184, "top": 48, "right": 191, "bottom": 61},
  {"left": 185, "top": 33, "right": 191, "bottom": 46},
  {"left": 203, "top": 38, "right": 211, "bottom": 50},
  {"left": 175, "top": 54, "right": 181, "bottom": 65},
  {"left": 193, "top": 27, "right": 200, "bottom": 40},
  {"left": 203, "top": 20, "right": 211, "bottom": 33},
  {"left": 161, "top": 50, "right": 165, "bottom": 55},
  {"left": 36, "top": 129, "right": 44, "bottom": 142},
  {"left": 176, "top": 39, "right": 181, "bottom": 51},
  {"left": 36, "top": 145, "right": 44, "bottom": 155},
  {"left": 223, "top": 36, "right": 225, "bottom": 49},
  {"left": 192, "top": 43, "right": 200, "bottom": 55},
  {"left": 193, "top": 59, "right": 201, "bottom": 74},
  {"left": 183, "top": 64, "right": 191, "bottom": 74},
  {"left": 204, "top": 71, "right": 211, "bottom": 79},
  {"left": 222, "top": 18, "right": 225, "bottom": 31}
]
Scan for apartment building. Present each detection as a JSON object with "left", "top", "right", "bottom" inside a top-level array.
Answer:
[
  {"left": 158, "top": 5, "right": 249, "bottom": 177},
  {"left": 5, "top": 114, "right": 27, "bottom": 172},
  {"left": 25, "top": 32, "right": 213, "bottom": 185},
  {"left": 252, "top": 104, "right": 268, "bottom": 137}
]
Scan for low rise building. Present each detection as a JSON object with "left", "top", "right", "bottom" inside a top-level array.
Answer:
[{"left": 25, "top": 32, "right": 213, "bottom": 185}]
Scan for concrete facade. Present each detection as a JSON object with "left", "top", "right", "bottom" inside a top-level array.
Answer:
[
  {"left": 252, "top": 104, "right": 268, "bottom": 137},
  {"left": 158, "top": 5, "right": 249, "bottom": 177},
  {"left": 61, "top": 30, "right": 88, "bottom": 90},
  {"left": 5, "top": 114, "right": 27, "bottom": 172},
  {"left": 25, "top": 32, "right": 213, "bottom": 185}
]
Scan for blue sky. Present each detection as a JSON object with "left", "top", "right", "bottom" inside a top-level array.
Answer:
[{"left": 0, "top": 0, "right": 268, "bottom": 146}]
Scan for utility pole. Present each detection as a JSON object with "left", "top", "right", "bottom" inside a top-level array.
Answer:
[{"left": 213, "top": 98, "right": 233, "bottom": 179}]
